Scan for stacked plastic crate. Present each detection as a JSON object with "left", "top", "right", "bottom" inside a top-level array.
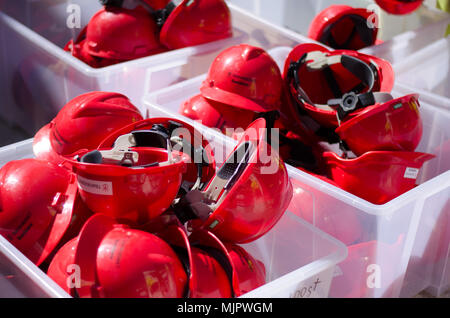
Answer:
[
  {"left": 0, "top": 0, "right": 448, "bottom": 298},
  {"left": 0, "top": 0, "right": 349, "bottom": 298}
]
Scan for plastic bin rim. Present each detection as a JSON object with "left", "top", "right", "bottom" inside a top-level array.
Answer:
[
  {"left": 226, "top": 3, "right": 321, "bottom": 47},
  {"left": 239, "top": 212, "right": 348, "bottom": 298},
  {"left": 359, "top": 15, "right": 450, "bottom": 56},
  {"left": 0, "top": 11, "right": 246, "bottom": 76},
  {"left": 0, "top": 236, "right": 71, "bottom": 298}
]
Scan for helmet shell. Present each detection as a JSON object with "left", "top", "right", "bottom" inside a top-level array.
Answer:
[
  {"left": 199, "top": 118, "right": 293, "bottom": 243},
  {"left": 336, "top": 94, "right": 423, "bottom": 155},
  {"left": 375, "top": 0, "right": 423, "bottom": 15},
  {"left": 85, "top": 6, "right": 164, "bottom": 60},
  {"left": 69, "top": 147, "right": 189, "bottom": 224},
  {"left": 160, "top": 0, "right": 232, "bottom": 49},
  {"left": 32, "top": 91, "right": 143, "bottom": 164},
  {"left": 201, "top": 44, "right": 284, "bottom": 113},
  {"left": 0, "top": 159, "right": 90, "bottom": 265},
  {"left": 323, "top": 151, "right": 435, "bottom": 204},
  {"left": 48, "top": 214, "right": 188, "bottom": 298}
]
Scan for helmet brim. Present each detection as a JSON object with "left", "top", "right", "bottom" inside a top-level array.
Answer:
[
  {"left": 73, "top": 214, "right": 117, "bottom": 298},
  {"left": 200, "top": 85, "right": 270, "bottom": 113}
]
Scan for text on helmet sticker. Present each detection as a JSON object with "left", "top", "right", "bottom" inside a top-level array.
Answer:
[{"left": 77, "top": 175, "right": 113, "bottom": 195}]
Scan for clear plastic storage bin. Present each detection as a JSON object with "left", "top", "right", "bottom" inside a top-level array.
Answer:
[
  {"left": 0, "top": 234, "right": 71, "bottom": 298},
  {"left": 360, "top": 17, "right": 450, "bottom": 66},
  {"left": 0, "top": 0, "right": 319, "bottom": 141},
  {"left": 228, "top": 0, "right": 450, "bottom": 67},
  {"left": 392, "top": 37, "right": 450, "bottom": 102},
  {"left": 0, "top": 138, "right": 347, "bottom": 298},
  {"left": 0, "top": 0, "right": 248, "bottom": 138},
  {"left": 142, "top": 46, "right": 450, "bottom": 298}
]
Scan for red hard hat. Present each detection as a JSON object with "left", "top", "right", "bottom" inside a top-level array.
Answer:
[
  {"left": 201, "top": 44, "right": 284, "bottom": 113},
  {"left": 283, "top": 43, "right": 394, "bottom": 128},
  {"left": 160, "top": 0, "right": 232, "bottom": 50},
  {"left": 47, "top": 214, "right": 187, "bottom": 298},
  {"left": 288, "top": 178, "right": 363, "bottom": 246},
  {"left": 97, "top": 117, "right": 217, "bottom": 189},
  {"left": 174, "top": 118, "right": 293, "bottom": 244},
  {"left": 64, "top": 27, "right": 124, "bottom": 68},
  {"left": 85, "top": 6, "right": 164, "bottom": 61},
  {"left": 0, "top": 159, "right": 92, "bottom": 266},
  {"left": 323, "top": 151, "right": 435, "bottom": 204},
  {"left": 375, "top": 0, "right": 423, "bottom": 15},
  {"left": 32, "top": 92, "right": 143, "bottom": 165},
  {"left": 67, "top": 137, "right": 190, "bottom": 224},
  {"left": 64, "top": 5, "right": 166, "bottom": 67},
  {"left": 308, "top": 5, "right": 379, "bottom": 50},
  {"left": 335, "top": 94, "right": 423, "bottom": 156},
  {"left": 188, "top": 229, "right": 266, "bottom": 297},
  {"left": 192, "top": 44, "right": 317, "bottom": 143},
  {"left": 158, "top": 225, "right": 232, "bottom": 298}
]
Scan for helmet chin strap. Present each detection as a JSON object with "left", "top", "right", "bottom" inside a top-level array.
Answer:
[
  {"left": 172, "top": 141, "right": 254, "bottom": 225},
  {"left": 288, "top": 50, "right": 377, "bottom": 106}
]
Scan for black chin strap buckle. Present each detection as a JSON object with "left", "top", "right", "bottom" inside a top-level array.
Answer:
[
  {"left": 329, "top": 91, "right": 378, "bottom": 123},
  {"left": 154, "top": 1, "right": 176, "bottom": 28},
  {"left": 255, "top": 110, "right": 280, "bottom": 145},
  {"left": 335, "top": 92, "right": 359, "bottom": 122}
]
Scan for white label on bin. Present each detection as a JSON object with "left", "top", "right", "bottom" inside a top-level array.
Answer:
[
  {"left": 77, "top": 176, "right": 113, "bottom": 195},
  {"left": 404, "top": 167, "right": 419, "bottom": 179}
]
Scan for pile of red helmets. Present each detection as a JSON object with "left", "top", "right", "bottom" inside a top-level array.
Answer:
[
  {"left": 179, "top": 42, "right": 434, "bottom": 205},
  {"left": 0, "top": 91, "right": 293, "bottom": 298},
  {"left": 307, "top": 1, "right": 425, "bottom": 50},
  {"left": 65, "top": 0, "right": 233, "bottom": 68}
]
